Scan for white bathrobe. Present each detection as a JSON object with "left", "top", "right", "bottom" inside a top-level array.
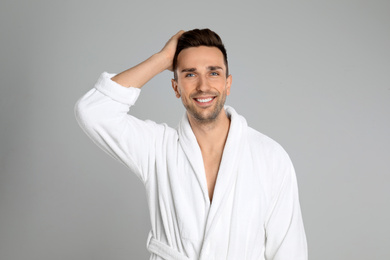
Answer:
[{"left": 75, "top": 72, "right": 308, "bottom": 260}]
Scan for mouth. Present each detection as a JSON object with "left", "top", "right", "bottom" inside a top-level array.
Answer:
[{"left": 193, "top": 96, "right": 216, "bottom": 106}]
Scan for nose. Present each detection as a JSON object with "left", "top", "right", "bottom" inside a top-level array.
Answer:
[{"left": 196, "top": 75, "right": 210, "bottom": 92}]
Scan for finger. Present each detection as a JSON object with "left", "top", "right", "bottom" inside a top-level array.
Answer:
[{"left": 173, "top": 30, "right": 185, "bottom": 39}]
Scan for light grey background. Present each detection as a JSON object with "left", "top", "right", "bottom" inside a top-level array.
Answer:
[{"left": 1, "top": 0, "right": 389, "bottom": 259}]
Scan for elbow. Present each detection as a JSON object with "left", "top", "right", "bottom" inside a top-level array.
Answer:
[
  {"left": 74, "top": 96, "right": 88, "bottom": 125},
  {"left": 74, "top": 95, "right": 100, "bottom": 131}
]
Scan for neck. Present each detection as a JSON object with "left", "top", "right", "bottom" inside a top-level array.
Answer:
[{"left": 188, "top": 109, "right": 231, "bottom": 153}]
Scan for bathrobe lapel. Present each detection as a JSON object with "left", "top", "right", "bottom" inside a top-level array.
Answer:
[
  {"left": 178, "top": 113, "right": 211, "bottom": 204},
  {"left": 178, "top": 106, "right": 248, "bottom": 238},
  {"left": 202, "top": 106, "right": 247, "bottom": 239}
]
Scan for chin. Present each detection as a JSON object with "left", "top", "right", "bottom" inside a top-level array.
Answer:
[{"left": 189, "top": 106, "right": 224, "bottom": 123}]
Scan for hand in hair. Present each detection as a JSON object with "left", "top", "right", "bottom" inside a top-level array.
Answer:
[
  {"left": 159, "top": 30, "right": 185, "bottom": 71},
  {"left": 111, "top": 30, "right": 184, "bottom": 88}
]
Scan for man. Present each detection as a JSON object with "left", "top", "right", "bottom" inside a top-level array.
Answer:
[{"left": 75, "top": 29, "right": 307, "bottom": 260}]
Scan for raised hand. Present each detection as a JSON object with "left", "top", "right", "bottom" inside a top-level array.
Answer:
[
  {"left": 111, "top": 30, "right": 185, "bottom": 88},
  {"left": 159, "top": 30, "right": 185, "bottom": 71}
]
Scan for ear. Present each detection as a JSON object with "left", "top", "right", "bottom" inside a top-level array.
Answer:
[
  {"left": 226, "top": 74, "right": 232, "bottom": 96},
  {"left": 171, "top": 78, "right": 181, "bottom": 98}
]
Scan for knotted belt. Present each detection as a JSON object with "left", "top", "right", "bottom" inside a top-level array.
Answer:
[{"left": 146, "top": 232, "right": 190, "bottom": 260}]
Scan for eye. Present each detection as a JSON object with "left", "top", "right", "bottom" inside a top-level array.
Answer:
[
  {"left": 210, "top": 71, "right": 219, "bottom": 76},
  {"left": 185, "top": 73, "right": 195, "bottom": 77}
]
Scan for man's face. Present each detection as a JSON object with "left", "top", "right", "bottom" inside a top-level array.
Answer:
[{"left": 171, "top": 46, "right": 232, "bottom": 124}]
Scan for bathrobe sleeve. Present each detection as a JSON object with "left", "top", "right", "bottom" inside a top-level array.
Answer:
[
  {"left": 74, "top": 72, "right": 161, "bottom": 183},
  {"left": 264, "top": 146, "right": 308, "bottom": 260}
]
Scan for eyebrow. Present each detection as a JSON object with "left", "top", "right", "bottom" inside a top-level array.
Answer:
[
  {"left": 181, "top": 68, "right": 196, "bottom": 73},
  {"left": 181, "top": 66, "right": 223, "bottom": 73},
  {"left": 208, "top": 66, "right": 223, "bottom": 71}
]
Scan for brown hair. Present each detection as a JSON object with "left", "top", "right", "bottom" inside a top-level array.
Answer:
[{"left": 173, "top": 28, "right": 228, "bottom": 80}]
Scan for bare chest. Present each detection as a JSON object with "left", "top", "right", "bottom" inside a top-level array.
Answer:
[{"left": 202, "top": 152, "right": 223, "bottom": 202}]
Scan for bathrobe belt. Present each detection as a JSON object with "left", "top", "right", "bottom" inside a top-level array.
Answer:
[{"left": 146, "top": 232, "right": 190, "bottom": 260}]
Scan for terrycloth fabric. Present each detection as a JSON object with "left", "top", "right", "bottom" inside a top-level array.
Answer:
[{"left": 75, "top": 72, "right": 308, "bottom": 260}]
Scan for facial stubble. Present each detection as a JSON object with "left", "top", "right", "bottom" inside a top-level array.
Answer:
[{"left": 183, "top": 88, "right": 228, "bottom": 124}]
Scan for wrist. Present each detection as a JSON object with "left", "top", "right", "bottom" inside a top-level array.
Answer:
[{"left": 154, "top": 51, "right": 174, "bottom": 71}]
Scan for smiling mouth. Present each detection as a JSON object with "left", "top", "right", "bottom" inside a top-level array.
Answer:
[
  {"left": 195, "top": 97, "right": 214, "bottom": 103},
  {"left": 193, "top": 96, "right": 217, "bottom": 106}
]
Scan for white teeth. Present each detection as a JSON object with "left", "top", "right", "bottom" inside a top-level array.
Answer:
[{"left": 196, "top": 98, "right": 213, "bottom": 103}]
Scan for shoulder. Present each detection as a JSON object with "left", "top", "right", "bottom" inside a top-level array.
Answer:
[
  {"left": 227, "top": 105, "right": 292, "bottom": 165},
  {"left": 246, "top": 126, "right": 294, "bottom": 181},
  {"left": 138, "top": 119, "right": 179, "bottom": 141},
  {"left": 247, "top": 127, "right": 289, "bottom": 157}
]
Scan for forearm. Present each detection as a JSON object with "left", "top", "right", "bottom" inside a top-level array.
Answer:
[
  {"left": 111, "top": 52, "right": 171, "bottom": 88},
  {"left": 111, "top": 30, "right": 184, "bottom": 88}
]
